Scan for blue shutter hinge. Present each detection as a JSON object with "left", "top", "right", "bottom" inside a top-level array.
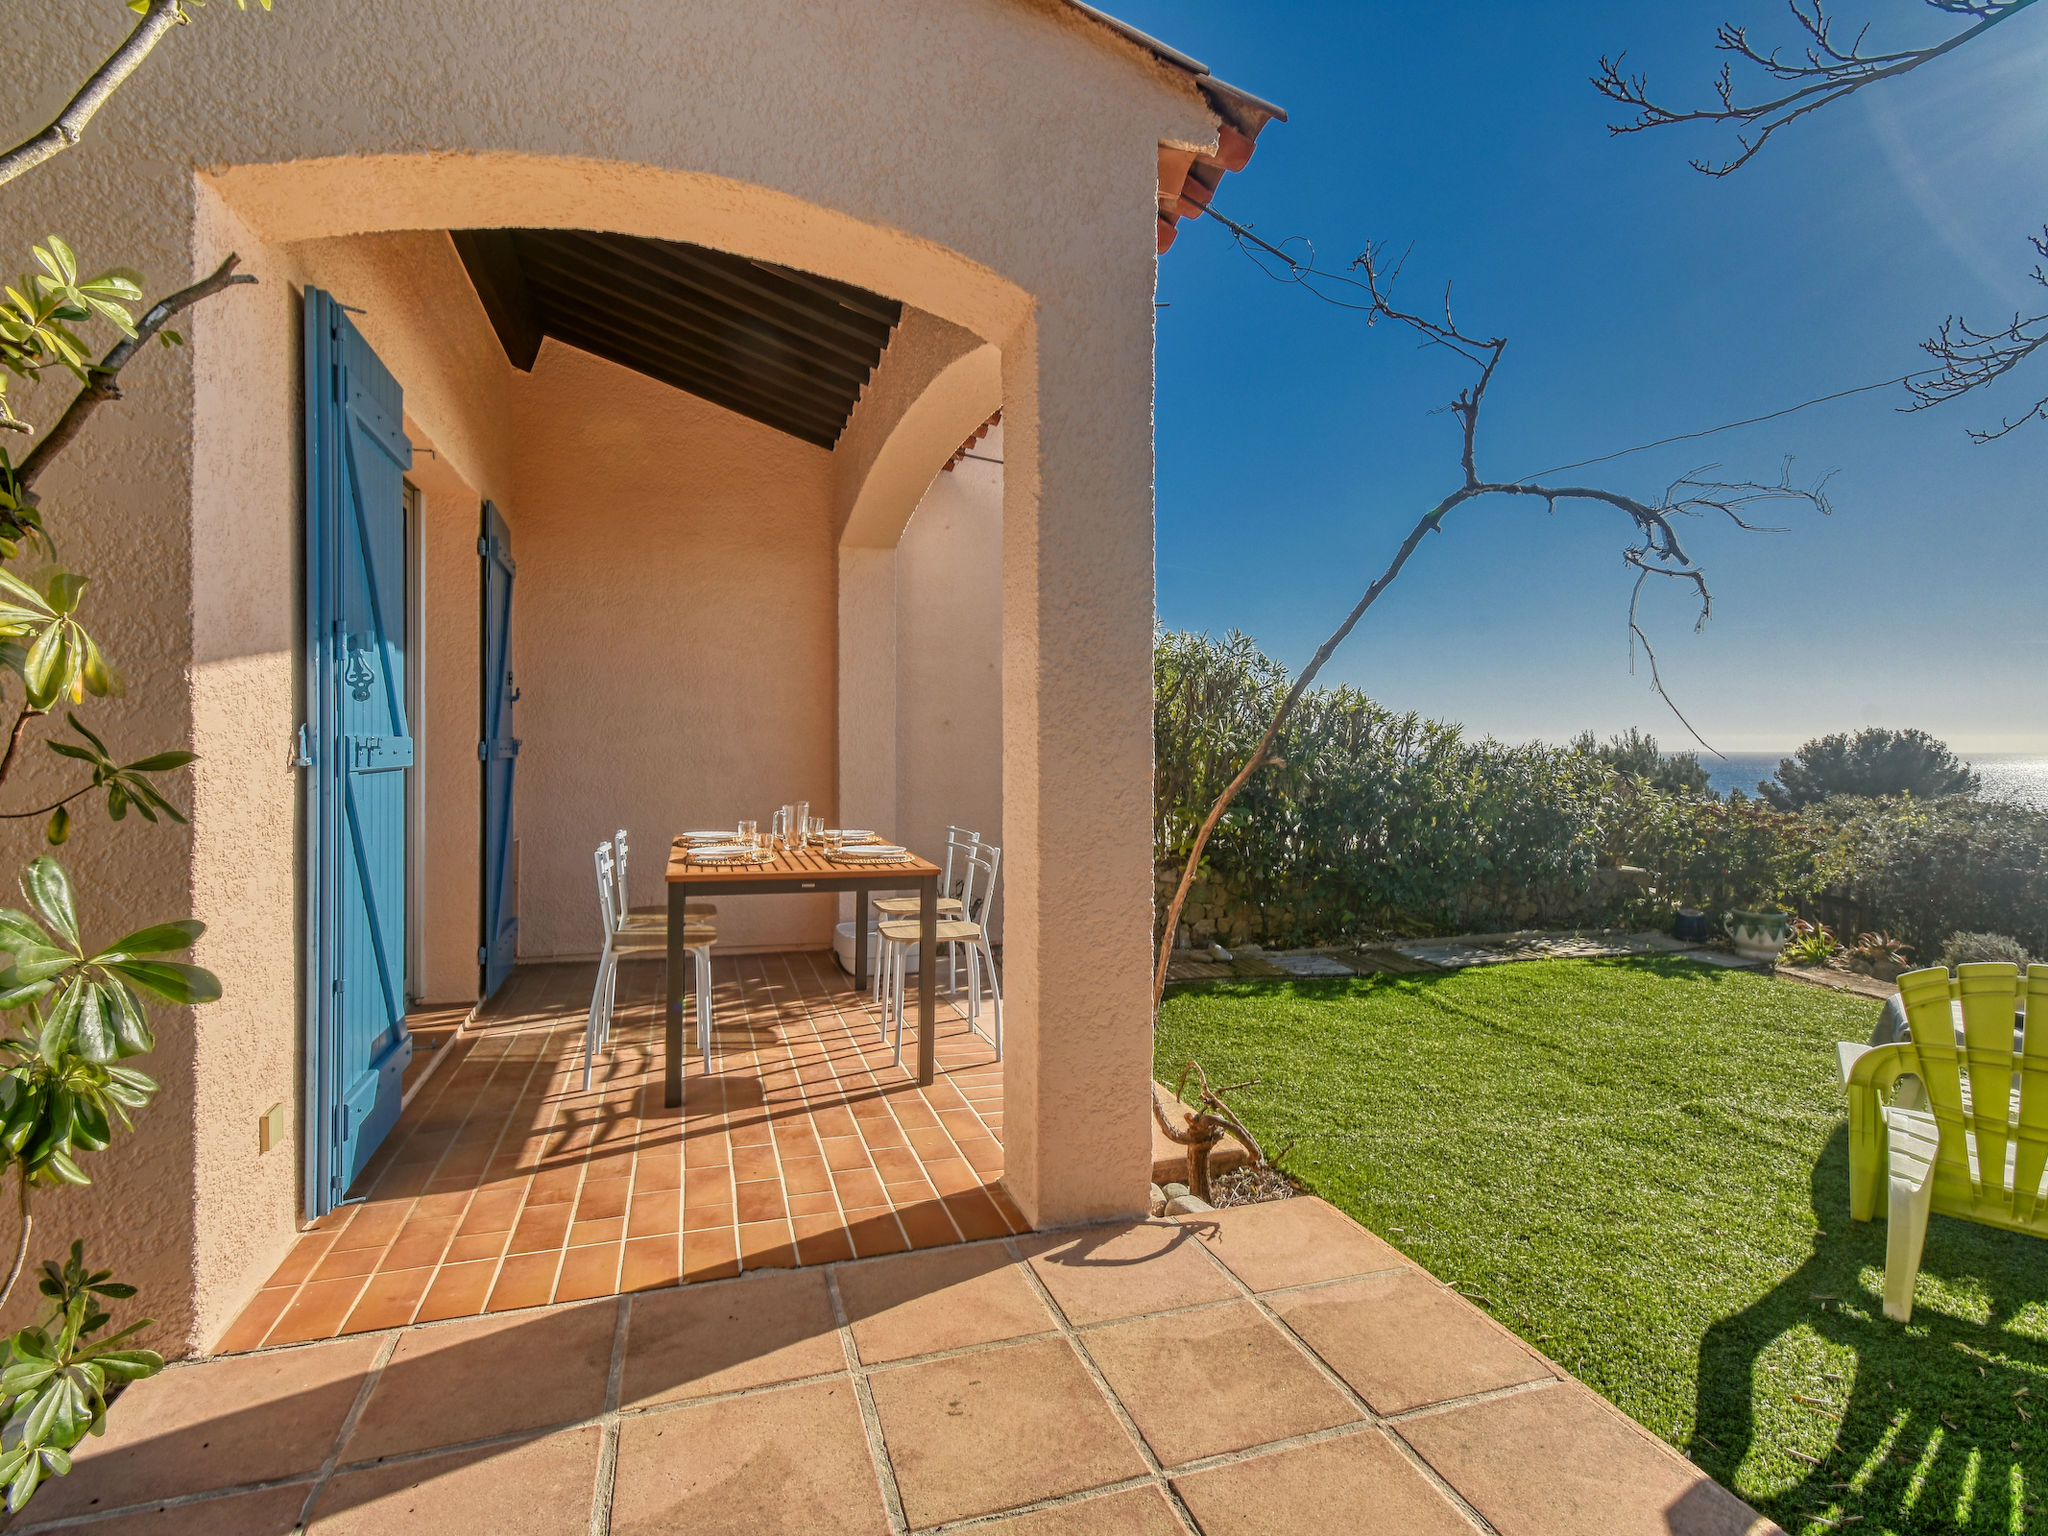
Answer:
[
  {"left": 477, "top": 946, "right": 488, "bottom": 966},
  {"left": 294, "top": 723, "right": 314, "bottom": 768}
]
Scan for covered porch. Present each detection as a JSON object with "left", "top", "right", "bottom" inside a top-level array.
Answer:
[{"left": 220, "top": 954, "right": 1018, "bottom": 1351}]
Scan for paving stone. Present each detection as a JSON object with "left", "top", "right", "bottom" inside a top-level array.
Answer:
[
  {"left": 867, "top": 1336, "right": 1145, "bottom": 1526},
  {"left": 1395, "top": 1381, "right": 1778, "bottom": 1536},
  {"left": 33, "top": 1334, "right": 384, "bottom": 1518},
  {"left": 612, "top": 1379, "right": 889, "bottom": 1535},
  {"left": 1181, "top": 1197, "right": 1409, "bottom": 1293},
  {"left": 1270, "top": 1268, "right": 1552, "bottom": 1414},
  {"left": 1171, "top": 1428, "right": 1475, "bottom": 1535},
  {"left": 309, "top": 1428, "right": 600, "bottom": 1534},
  {"left": 1082, "top": 1300, "right": 1359, "bottom": 1465},
  {"left": 835, "top": 1243, "right": 1054, "bottom": 1364},
  {"left": 1020, "top": 1220, "right": 1238, "bottom": 1325},
  {"left": 623, "top": 1265, "right": 842, "bottom": 1406}
]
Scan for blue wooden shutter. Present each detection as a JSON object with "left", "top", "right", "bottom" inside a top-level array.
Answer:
[{"left": 480, "top": 502, "right": 519, "bottom": 998}]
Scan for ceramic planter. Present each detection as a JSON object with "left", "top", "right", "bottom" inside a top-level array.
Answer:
[{"left": 1726, "top": 909, "right": 1793, "bottom": 961}]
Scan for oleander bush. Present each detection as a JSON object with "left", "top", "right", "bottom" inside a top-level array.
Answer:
[{"left": 1155, "top": 630, "right": 2048, "bottom": 953}]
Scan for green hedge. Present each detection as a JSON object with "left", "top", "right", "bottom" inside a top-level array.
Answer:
[{"left": 1155, "top": 630, "right": 2047, "bottom": 954}]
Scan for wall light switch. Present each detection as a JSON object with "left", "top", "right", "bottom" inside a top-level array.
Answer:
[{"left": 258, "top": 1102, "right": 287, "bottom": 1154}]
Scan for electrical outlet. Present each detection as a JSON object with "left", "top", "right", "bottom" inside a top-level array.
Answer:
[{"left": 258, "top": 1102, "right": 287, "bottom": 1154}]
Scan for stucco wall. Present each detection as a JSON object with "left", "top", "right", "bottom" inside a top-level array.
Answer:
[
  {"left": 509, "top": 343, "right": 839, "bottom": 957},
  {"left": 11, "top": 0, "right": 1224, "bottom": 1352},
  {"left": 896, "top": 430, "right": 1006, "bottom": 938}
]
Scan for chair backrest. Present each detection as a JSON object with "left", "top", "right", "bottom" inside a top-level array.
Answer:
[
  {"left": 943, "top": 826, "right": 978, "bottom": 905},
  {"left": 612, "top": 829, "right": 633, "bottom": 926},
  {"left": 1898, "top": 963, "right": 2048, "bottom": 1215},
  {"left": 962, "top": 840, "right": 1001, "bottom": 927},
  {"left": 593, "top": 842, "right": 621, "bottom": 944}
]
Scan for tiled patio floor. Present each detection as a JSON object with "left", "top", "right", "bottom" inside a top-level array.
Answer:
[
  {"left": 29, "top": 1200, "right": 1776, "bottom": 1535},
  {"left": 219, "top": 953, "right": 1020, "bottom": 1352}
]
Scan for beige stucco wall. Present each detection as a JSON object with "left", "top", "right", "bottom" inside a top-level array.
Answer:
[
  {"left": 895, "top": 430, "right": 1006, "bottom": 937},
  {"left": 509, "top": 342, "right": 840, "bottom": 956},
  {"left": 11, "top": 0, "right": 1225, "bottom": 1353}
]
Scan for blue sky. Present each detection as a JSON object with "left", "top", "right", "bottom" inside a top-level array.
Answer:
[{"left": 1118, "top": 1, "right": 2048, "bottom": 753}]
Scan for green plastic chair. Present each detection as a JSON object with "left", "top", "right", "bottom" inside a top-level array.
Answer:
[{"left": 1836, "top": 962, "right": 2047, "bottom": 1322}]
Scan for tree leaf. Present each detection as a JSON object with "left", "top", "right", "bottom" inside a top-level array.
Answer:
[
  {"left": 19, "top": 861, "right": 76, "bottom": 949},
  {"left": 99, "top": 960, "right": 219, "bottom": 1007},
  {"left": 94, "top": 921, "right": 201, "bottom": 959},
  {"left": 119, "top": 752, "right": 194, "bottom": 774}
]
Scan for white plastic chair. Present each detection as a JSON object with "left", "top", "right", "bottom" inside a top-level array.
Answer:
[
  {"left": 870, "top": 825, "right": 977, "bottom": 1005},
  {"left": 614, "top": 828, "right": 714, "bottom": 931},
  {"left": 586, "top": 842, "right": 715, "bottom": 1089},
  {"left": 878, "top": 839, "right": 1001, "bottom": 1066}
]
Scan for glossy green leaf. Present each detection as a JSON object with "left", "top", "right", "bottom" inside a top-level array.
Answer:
[
  {"left": 100, "top": 960, "right": 219, "bottom": 1006},
  {"left": 94, "top": 921, "right": 201, "bottom": 959},
  {"left": 20, "top": 861, "right": 77, "bottom": 950}
]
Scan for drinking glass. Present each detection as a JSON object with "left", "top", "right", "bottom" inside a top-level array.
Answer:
[
  {"left": 792, "top": 801, "right": 811, "bottom": 849},
  {"left": 737, "top": 819, "right": 758, "bottom": 851},
  {"left": 824, "top": 828, "right": 844, "bottom": 856}
]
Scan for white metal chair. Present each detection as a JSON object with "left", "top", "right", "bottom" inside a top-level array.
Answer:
[
  {"left": 870, "top": 825, "right": 976, "bottom": 1005},
  {"left": 878, "top": 839, "right": 1001, "bottom": 1066},
  {"left": 586, "top": 842, "right": 715, "bottom": 1089},
  {"left": 614, "top": 828, "right": 714, "bottom": 931}
]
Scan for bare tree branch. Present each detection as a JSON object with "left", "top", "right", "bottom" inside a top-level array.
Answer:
[
  {"left": 1905, "top": 227, "right": 2048, "bottom": 439},
  {"left": 1154, "top": 211, "right": 1830, "bottom": 1008},
  {"left": 1594, "top": 1, "right": 2048, "bottom": 436},
  {"left": 0, "top": 1, "right": 187, "bottom": 188},
  {"left": 1594, "top": 0, "right": 2038, "bottom": 176},
  {"left": 15, "top": 254, "right": 254, "bottom": 489}
]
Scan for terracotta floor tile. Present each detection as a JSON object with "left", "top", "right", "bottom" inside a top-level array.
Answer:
[
  {"left": 621, "top": 1235, "right": 682, "bottom": 1291},
  {"left": 628, "top": 1188, "right": 680, "bottom": 1237},
  {"left": 508, "top": 1203, "right": 573, "bottom": 1254},
  {"left": 1395, "top": 1381, "right": 1764, "bottom": 1536},
  {"left": 955, "top": 1136, "right": 1005, "bottom": 1176},
  {"left": 682, "top": 1201, "right": 734, "bottom": 1233},
  {"left": 738, "top": 1219, "right": 798, "bottom": 1269},
  {"left": 787, "top": 1190, "right": 839, "bottom": 1217},
  {"left": 525, "top": 1167, "right": 583, "bottom": 1206},
  {"left": 311, "top": 1427, "right": 601, "bottom": 1535},
  {"left": 346, "top": 1301, "right": 616, "bottom": 1461},
  {"left": 36, "top": 1334, "right": 384, "bottom": 1518},
  {"left": 574, "top": 1177, "right": 631, "bottom": 1221},
  {"left": 380, "top": 1216, "right": 457, "bottom": 1273},
  {"left": 611, "top": 1378, "right": 885, "bottom": 1536},
  {"left": 684, "top": 1227, "right": 741, "bottom": 1282},
  {"left": 1020, "top": 1221, "right": 1237, "bottom": 1326},
  {"left": 624, "top": 1266, "right": 843, "bottom": 1406},
  {"left": 832, "top": 1167, "right": 889, "bottom": 1210},
  {"left": 310, "top": 1243, "right": 387, "bottom": 1284},
  {"left": 1173, "top": 1429, "right": 1474, "bottom": 1536},
  {"left": 732, "top": 1179, "right": 784, "bottom": 1225},
  {"left": 893, "top": 1200, "right": 959, "bottom": 1250},
  {"left": 414, "top": 1259, "right": 499, "bottom": 1323},
  {"left": 780, "top": 1157, "right": 834, "bottom": 1195},
  {"left": 820, "top": 1135, "right": 871, "bottom": 1172},
  {"left": 975, "top": 1486, "right": 1186, "bottom": 1535},
  {"left": 1087, "top": 1301, "right": 1359, "bottom": 1465},
  {"left": 868, "top": 1336, "right": 1146, "bottom": 1527},
  {"left": 633, "top": 1155, "right": 683, "bottom": 1192},
  {"left": 214, "top": 1285, "right": 294, "bottom": 1354},
  {"left": 943, "top": 1189, "right": 1012, "bottom": 1241},
  {"left": 1271, "top": 1269, "right": 1551, "bottom": 1415},
  {"left": 269, "top": 1277, "right": 374, "bottom": 1346},
  {"left": 72, "top": 1483, "right": 312, "bottom": 1535},
  {"left": 569, "top": 1216, "right": 625, "bottom": 1248},
  {"left": 684, "top": 1165, "right": 733, "bottom": 1204},
  {"left": 793, "top": 1217, "right": 855, "bottom": 1266},
  {"left": 868, "top": 1144, "right": 924, "bottom": 1184},
  {"left": 342, "top": 1266, "right": 435, "bottom": 1334},
  {"left": 845, "top": 1208, "right": 911, "bottom": 1257},
  {"left": 330, "top": 1201, "right": 411, "bottom": 1253},
  {"left": 838, "top": 1244, "right": 1054, "bottom": 1364},
  {"left": 444, "top": 1229, "right": 509, "bottom": 1265},
  {"left": 1185, "top": 1198, "right": 1410, "bottom": 1293},
  {"left": 487, "top": 1251, "right": 562, "bottom": 1312},
  {"left": 458, "top": 1185, "right": 528, "bottom": 1234},
  {"left": 732, "top": 1142, "right": 781, "bottom": 1182},
  {"left": 555, "top": 1243, "right": 623, "bottom": 1301}
]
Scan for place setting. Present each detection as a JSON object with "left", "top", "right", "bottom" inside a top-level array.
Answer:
[{"left": 671, "top": 804, "right": 914, "bottom": 865}]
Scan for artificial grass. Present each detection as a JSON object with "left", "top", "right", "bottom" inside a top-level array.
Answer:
[{"left": 1156, "top": 957, "right": 2048, "bottom": 1534}]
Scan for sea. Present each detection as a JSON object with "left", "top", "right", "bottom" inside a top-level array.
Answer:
[{"left": 1703, "top": 752, "right": 2048, "bottom": 808}]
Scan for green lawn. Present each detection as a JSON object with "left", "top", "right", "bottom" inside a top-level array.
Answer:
[{"left": 1156, "top": 958, "right": 2048, "bottom": 1535}]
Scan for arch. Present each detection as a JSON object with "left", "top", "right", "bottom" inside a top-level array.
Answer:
[{"left": 204, "top": 151, "right": 1033, "bottom": 349}]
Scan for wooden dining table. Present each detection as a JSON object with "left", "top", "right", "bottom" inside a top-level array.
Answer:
[{"left": 664, "top": 840, "right": 942, "bottom": 1105}]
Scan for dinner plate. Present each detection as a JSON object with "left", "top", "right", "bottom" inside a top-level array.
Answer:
[
  {"left": 688, "top": 843, "right": 750, "bottom": 858},
  {"left": 683, "top": 830, "right": 735, "bottom": 840},
  {"left": 837, "top": 829, "right": 875, "bottom": 839}
]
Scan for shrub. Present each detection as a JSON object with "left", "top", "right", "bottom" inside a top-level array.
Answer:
[
  {"left": 1938, "top": 930, "right": 2035, "bottom": 969},
  {"left": 1809, "top": 795, "right": 2048, "bottom": 960},
  {"left": 1758, "top": 728, "right": 1980, "bottom": 810}
]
